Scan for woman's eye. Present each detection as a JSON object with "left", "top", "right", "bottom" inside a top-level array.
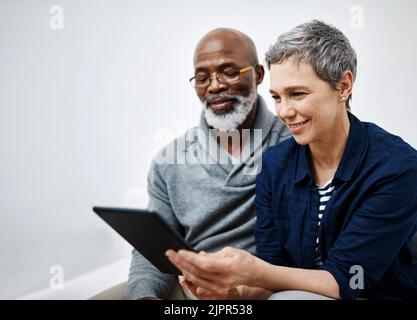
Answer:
[
  {"left": 292, "top": 92, "right": 306, "bottom": 97},
  {"left": 272, "top": 95, "right": 281, "bottom": 102}
]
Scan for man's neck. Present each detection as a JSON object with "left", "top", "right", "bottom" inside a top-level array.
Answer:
[
  {"left": 219, "top": 97, "right": 258, "bottom": 156},
  {"left": 237, "top": 96, "right": 258, "bottom": 132}
]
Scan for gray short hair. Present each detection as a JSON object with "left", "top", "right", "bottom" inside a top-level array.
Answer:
[{"left": 265, "top": 20, "right": 357, "bottom": 109}]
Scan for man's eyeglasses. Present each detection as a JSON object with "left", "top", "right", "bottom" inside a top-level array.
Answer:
[{"left": 189, "top": 65, "right": 256, "bottom": 88}]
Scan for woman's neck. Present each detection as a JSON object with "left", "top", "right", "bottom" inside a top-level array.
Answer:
[{"left": 309, "top": 112, "right": 350, "bottom": 185}]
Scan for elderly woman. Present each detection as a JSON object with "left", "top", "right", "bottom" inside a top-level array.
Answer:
[{"left": 166, "top": 20, "right": 417, "bottom": 300}]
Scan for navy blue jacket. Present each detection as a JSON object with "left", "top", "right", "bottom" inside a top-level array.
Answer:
[{"left": 255, "top": 112, "right": 417, "bottom": 299}]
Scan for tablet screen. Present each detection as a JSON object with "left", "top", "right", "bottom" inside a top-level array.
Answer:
[{"left": 93, "top": 206, "right": 194, "bottom": 275}]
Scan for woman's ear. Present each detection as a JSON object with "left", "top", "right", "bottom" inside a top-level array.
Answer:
[{"left": 338, "top": 70, "right": 354, "bottom": 99}]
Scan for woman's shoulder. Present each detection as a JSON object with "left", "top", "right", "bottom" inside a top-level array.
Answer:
[
  {"left": 363, "top": 121, "right": 417, "bottom": 173},
  {"left": 264, "top": 136, "right": 298, "bottom": 160},
  {"left": 365, "top": 122, "right": 417, "bottom": 158},
  {"left": 261, "top": 137, "right": 300, "bottom": 176}
]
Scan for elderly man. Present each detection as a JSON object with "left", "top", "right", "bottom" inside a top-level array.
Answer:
[{"left": 125, "top": 28, "right": 290, "bottom": 300}]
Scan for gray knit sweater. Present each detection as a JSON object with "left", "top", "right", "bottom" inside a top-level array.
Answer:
[{"left": 125, "top": 96, "right": 290, "bottom": 299}]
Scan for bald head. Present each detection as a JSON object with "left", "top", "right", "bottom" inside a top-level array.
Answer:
[
  {"left": 193, "top": 28, "right": 259, "bottom": 67},
  {"left": 191, "top": 28, "right": 264, "bottom": 132}
]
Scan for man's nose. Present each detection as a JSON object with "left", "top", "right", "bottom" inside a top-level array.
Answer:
[{"left": 207, "top": 77, "right": 227, "bottom": 94}]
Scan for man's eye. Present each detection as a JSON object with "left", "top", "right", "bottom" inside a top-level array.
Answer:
[
  {"left": 223, "top": 70, "right": 239, "bottom": 77},
  {"left": 195, "top": 74, "right": 208, "bottom": 81}
]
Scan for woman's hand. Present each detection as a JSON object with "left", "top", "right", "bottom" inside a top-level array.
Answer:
[
  {"left": 166, "top": 247, "right": 261, "bottom": 296},
  {"left": 179, "top": 275, "right": 241, "bottom": 300}
]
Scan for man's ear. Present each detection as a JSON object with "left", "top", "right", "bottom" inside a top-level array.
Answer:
[{"left": 255, "top": 64, "right": 265, "bottom": 85}]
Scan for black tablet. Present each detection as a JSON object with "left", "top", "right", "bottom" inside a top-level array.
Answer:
[{"left": 92, "top": 206, "right": 193, "bottom": 275}]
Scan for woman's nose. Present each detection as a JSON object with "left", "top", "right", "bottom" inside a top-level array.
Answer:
[{"left": 278, "top": 100, "right": 296, "bottom": 119}]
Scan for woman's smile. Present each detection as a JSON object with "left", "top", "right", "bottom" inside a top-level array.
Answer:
[{"left": 287, "top": 119, "right": 310, "bottom": 134}]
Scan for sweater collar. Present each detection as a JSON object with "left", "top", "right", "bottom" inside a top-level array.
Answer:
[{"left": 198, "top": 95, "right": 277, "bottom": 166}]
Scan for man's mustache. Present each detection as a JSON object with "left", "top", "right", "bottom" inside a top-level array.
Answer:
[{"left": 204, "top": 93, "right": 241, "bottom": 105}]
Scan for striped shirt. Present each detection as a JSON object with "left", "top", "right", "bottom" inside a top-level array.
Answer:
[{"left": 314, "top": 179, "right": 335, "bottom": 267}]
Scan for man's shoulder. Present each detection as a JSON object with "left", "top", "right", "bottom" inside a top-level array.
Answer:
[
  {"left": 152, "top": 126, "right": 201, "bottom": 163},
  {"left": 148, "top": 125, "right": 207, "bottom": 182},
  {"left": 270, "top": 115, "right": 290, "bottom": 134}
]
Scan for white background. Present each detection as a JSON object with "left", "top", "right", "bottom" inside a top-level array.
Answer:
[{"left": 0, "top": 0, "right": 416, "bottom": 299}]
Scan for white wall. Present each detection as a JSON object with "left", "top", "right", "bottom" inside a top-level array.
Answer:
[{"left": 0, "top": 0, "right": 416, "bottom": 299}]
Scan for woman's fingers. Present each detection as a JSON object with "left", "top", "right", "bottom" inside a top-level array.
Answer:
[
  {"left": 177, "top": 250, "right": 230, "bottom": 274},
  {"left": 167, "top": 249, "right": 243, "bottom": 291},
  {"left": 181, "top": 269, "right": 231, "bottom": 296},
  {"left": 167, "top": 250, "right": 221, "bottom": 279}
]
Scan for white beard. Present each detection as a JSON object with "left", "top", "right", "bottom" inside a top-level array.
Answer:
[{"left": 202, "top": 82, "right": 258, "bottom": 132}]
